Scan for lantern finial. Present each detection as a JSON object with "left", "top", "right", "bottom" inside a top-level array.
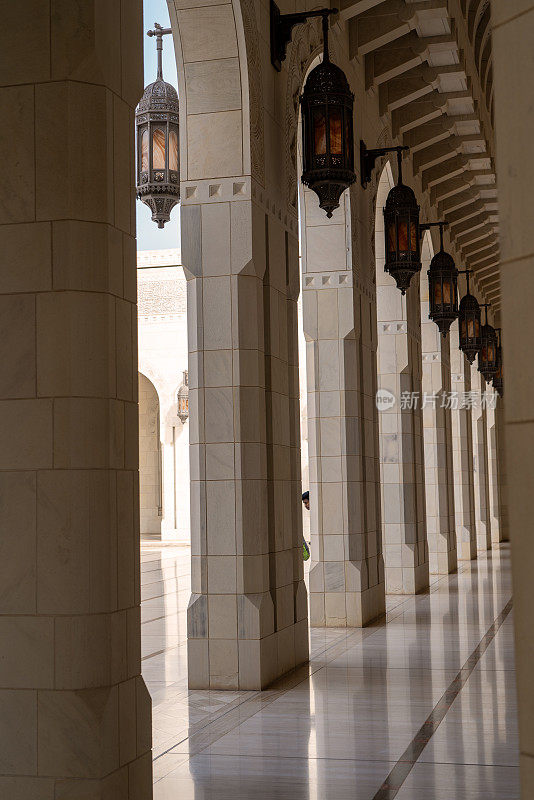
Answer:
[{"left": 147, "top": 22, "right": 171, "bottom": 80}]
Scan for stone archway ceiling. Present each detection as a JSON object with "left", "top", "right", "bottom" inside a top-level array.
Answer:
[{"left": 341, "top": 0, "right": 500, "bottom": 310}]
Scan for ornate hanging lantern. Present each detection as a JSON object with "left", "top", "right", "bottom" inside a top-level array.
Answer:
[
  {"left": 458, "top": 271, "right": 481, "bottom": 364},
  {"left": 383, "top": 148, "right": 421, "bottom": 294},
  {"left": 493, "top": 333, "right": 503, "bottom": 397},
  {"left": 300, "top": 14, "right": 356, "bottom": 217},
  {"left": 177, "top": 370, "right": 189, "bottom": 423},
  {"left": 136, "top": 23, "right": 179, "bottom": 228},
  {"left": 478, "top": 306, "right": 498, "bottom": 382},
  {"left": 425, "top": 222, "right": 458, "bottom": 337}
]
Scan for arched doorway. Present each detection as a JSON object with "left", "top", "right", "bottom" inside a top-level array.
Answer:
[{"left": 139, "top": 373, "right": 162, "bottom": 537}]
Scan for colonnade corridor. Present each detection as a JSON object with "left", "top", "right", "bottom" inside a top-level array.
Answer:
[{"left": 142, "top": 541, "right": 518, "bottom": 799}]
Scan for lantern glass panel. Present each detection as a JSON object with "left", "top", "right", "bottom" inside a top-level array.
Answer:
[
  {"left": 398, "top": 220, "right": 409, "bottom": 252},
  {"left": 152, "top": 127, "right": 166, "bottom": 169},
  {"left": 329, "top": 107, "right": 343, "bottom": 154},
  {"left": 140, "top": 129, "right": 149, "bottom": 173},
  {"left": 313, "top": 109, "right": 327, "bottom": 155},
  {"left": 388, "top": 222, "right": 397, "bottom": 255},
  {"left": 443, "top": 279, "right": 451, "bottom": 305},
  {"left": 461, "top": 318, "right": 466, "bottom": 338},
  {"left": 434, "top": 281, "right": 442, "bottom": 306},
  {"left": 169, "top": 129, "right": 178, "bottom": 171},
  {"left": 409, "top": 220, "right": 418, "bottom": 252}
]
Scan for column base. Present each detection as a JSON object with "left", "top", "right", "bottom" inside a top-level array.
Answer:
[
  {"left": 476, "top": 523, "right": 492, "bottom": 551},
  {"left": 309, "top": 582, "right": 386, "bottom": 627},
  {"left": 187, "top": 590, "right": 309, "bottom": 690},
  {"left": 385, "top": 562, "right": 429, "bottom": 595},
  {"left": 2, "top": 682, "right": 153, "bottom": 798},
  {"left": 457, "top": 525, "right": 477, "bottom": 560},
  {"left": 429, "top": 547, "right": 458, "bottom": 575}
]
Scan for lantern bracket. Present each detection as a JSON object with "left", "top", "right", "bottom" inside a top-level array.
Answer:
[
  {"left": 360, "top": 141, "right": 408, "bottom": 188},
  {"left": 419, "top": 221, "right": 448, "bottom": 248},
  {"left": 270, "top": 1, "right": 337, "bottom": 71}
]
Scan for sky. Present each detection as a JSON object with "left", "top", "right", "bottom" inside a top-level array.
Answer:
[{"left": 136, "top": 0, "right": 181, "bottom": 253}]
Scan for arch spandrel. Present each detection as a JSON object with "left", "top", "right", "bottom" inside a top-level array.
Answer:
[{"left": 168, "top": 0, "right": 263, "bottom": 185}]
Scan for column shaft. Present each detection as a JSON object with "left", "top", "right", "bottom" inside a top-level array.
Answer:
[
  {"left": 471, "top": 368, "right": 492, "bottom": 551},
  {"left": 184, "top": 199, "right": 308, "bottom": 689},
  {"left": 486, "top": 388, "right": 502, "bottom": 544},
  {"left": 450, "top": 321, "right": 477, "bottom": 560},
  {"left": 0, "top": 3, "right": 152, "bottom": 796},
  {"left": 495, "top": 399, "right": 509, "bottom": 542},
  {"left": 377, "top": 280, "right": 429, "bottom": 594},
  {"left": 421, "top": 280, "right": 457, "bottom": 575},
  {"left": 303, "top": 191, "right": 385, "bottom": 627}
]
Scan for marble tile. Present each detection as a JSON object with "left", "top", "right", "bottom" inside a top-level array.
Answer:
[{"left": 141, "top": 541, "right": 519, "bottom": 799}]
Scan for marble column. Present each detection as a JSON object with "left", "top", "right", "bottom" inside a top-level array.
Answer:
[
  {"left": 495, "top": 398, "right": 509, "bottom": 542},
  {"left": 450, "top": 320, "right": 477, "bottom": 560},
  {"left": 302, "top": 189, "right": 385, "bottom": 627},
  {"left": 0, "top": 3, "right": 152, "bottom": 796},
  {"left": 471, "top": 367, "right": 492, "bottom": 551},
  {"left": 376, "top": 282, "right": 428, "bottom": 592},
  {"left": 492, "top": 4, "right": 534, "bottom": 791},
  {"left": 420, "top": 268, "right": 457, "bottom": 575},
  {"left": 486, "top": 387, "right": 501, "bottom": 545},
  {"left": 183, "top": 197, "right": 308, "bottom": 689}
]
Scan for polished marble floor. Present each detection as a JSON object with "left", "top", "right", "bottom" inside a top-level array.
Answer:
[{"left": 141, "top": 542, "right": 518, "bottom": 799}]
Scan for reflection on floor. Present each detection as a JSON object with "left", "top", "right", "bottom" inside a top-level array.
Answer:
[{"left": 141, "top": 541, "right": 518, "bottom": 799}]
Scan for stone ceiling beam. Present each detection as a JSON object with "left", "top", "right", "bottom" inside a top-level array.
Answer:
[
  {"left": 348, "top": 0, "right": 448, "bottom": 58},
  {"left": 413, "top": 133, "right": 486, "bottom": 174},
  {"left": 430, "top": 169, "right": 494, "bottom": 204},
  {"left": 463, "top": 235, "right": 498, "bottom": 259},
  {"left": 472, "top": 257, "right": 500, "bottom": 275},
  {"left": 444, "top": 198, "right": 485, "bottom": 225},
  {"left": 467, "top": 243, "right": 499, "bottom": 266},
  {"left": 450, "top": 210, "right": 490, "bottom": 239},
  {"left": 339, "top": 0, "right": 388, "bottom": 23},
  {"left": 380, "top": 63, "right": 466, "bottom": 114},
  {"left": 458, "top": 223, "right": 496, "bottom": 249},
  {"left": 365, "top": 29, "right": 458, "bottom": 89},
  {"left": 438, "top": 186, "right": 480, "bottom": 216}
]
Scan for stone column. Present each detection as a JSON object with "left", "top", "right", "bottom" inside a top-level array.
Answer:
[
  {"left": 495, "top": 398, "right": 509, "bottom": 542},
  {"left": 420, "top": 273, "right": 457, "bottom": 575},
  {"left": 183, "top": 196, "right": 308, "bottom": 689},
  {"left": 492, "top": 5, "right": 534, "bottom": 791},
  {"left": 450, "top": 320, "right": 477, "bottom": 560},
  {"left": 0, "top": 3, "right": 152, "bottom": 797},
  {"left": 471, "top": 367, "right": 492, "bottom": 551},
  {"left": 302, "top": 190, "right": 385, "bottom": 627},
  {"left": 376, "top": 273, "right": 429, "bottom": 594},
  {"left": 486, "top": 387, "right": 501, "bottom": 545}
]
